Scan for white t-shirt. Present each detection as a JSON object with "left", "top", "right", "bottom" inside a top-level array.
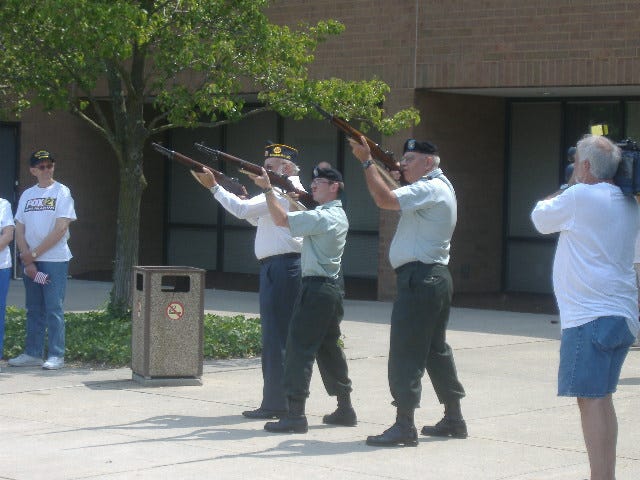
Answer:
[
  {"left": 14, "top": 182, "right": 77, "bottom": 262},
  {"left": 531, "top": 182, "right": 639, "bottom": 336},
  {"left": 0, "top": 198, "right": 15, "bottom": 269}
]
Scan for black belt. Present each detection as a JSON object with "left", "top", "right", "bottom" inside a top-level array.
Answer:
[
  {"left": 259, "top": 252, "right": 301, "bottom": 265},
  {"left": 303, "top": 275, "right": 339, "bottom": 284},
  {"left": 394, "top": 261, "right": 443, "bottom": 274}
]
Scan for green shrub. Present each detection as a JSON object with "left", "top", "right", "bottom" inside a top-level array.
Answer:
[{"left": 3, "top": 306, "right": 261, "bottom": 367}]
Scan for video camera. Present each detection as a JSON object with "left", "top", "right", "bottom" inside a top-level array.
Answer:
[
  {"left": 613, "top": 138, "right": 640, "bottom": 196},
  {"left": 588, "top": 124, "right": 640, "bottom": 196}
]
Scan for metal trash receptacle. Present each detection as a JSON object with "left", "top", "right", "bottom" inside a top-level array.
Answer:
[{"left": 131, "top": 266, "right": 205, "bottom": 386}]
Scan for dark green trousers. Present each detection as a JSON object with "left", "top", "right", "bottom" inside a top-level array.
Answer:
[
  {"left": 389, "top": 262, "right": 466, "bottom": 410},
  {"left": 283, "top": 277, "right": 352, "bottom": 401}
]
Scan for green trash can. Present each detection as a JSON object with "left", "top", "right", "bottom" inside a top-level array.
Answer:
[{"left": 131, "top": 266, "right": 205, "bottom": 386}]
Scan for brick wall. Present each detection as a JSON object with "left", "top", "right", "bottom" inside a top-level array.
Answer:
[
  {"left": 418, "top": 0, "right": 640, "bottom": 88},
  {"left": 271, "top": 1, "right": 640, "bottom": 90},
  {"left": 268, "top": 0, "right": 419, "bottom": 88}
]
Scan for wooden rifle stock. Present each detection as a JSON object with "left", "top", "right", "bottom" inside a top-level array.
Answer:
[
  {"left": 314, "top": 105, "right": 405, "bottom": 185},
  {"left": 194, "top": 143, "right": 316, "bottom": 209},
  {"left": 151, "top": 143, "right": 248, "bottom": 197}
]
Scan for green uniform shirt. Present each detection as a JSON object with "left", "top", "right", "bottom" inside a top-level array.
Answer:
[
  {"left": 288, "top": 199, "right": 348, "bottom": 278},
  {"left": 390, "top": 169, "right": 456, "bottom": 269}
]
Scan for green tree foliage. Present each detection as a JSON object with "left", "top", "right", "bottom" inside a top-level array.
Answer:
[{"left": 0, "top": 1, "right": 419, "bottom": 314}]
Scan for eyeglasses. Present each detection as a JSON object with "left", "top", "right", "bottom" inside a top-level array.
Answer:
[
  {"left": 34, "top": 163, "right": 54, "bottom": 171},
  {"left": 311, "top": 178, "right": 333, "bottom": 187}
]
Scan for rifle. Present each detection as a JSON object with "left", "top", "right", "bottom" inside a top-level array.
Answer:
[
  {"left": 314, "top": 104, "right": 404, "bottom": 187},
  {"left": 194, "top": 142, "right": 316, "bottom": 210},
  {"left": 151, "top": 143, "right": 248, "bottom": 197}
]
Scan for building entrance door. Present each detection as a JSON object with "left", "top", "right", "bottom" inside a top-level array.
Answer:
[
  {"left": 0, "top": 123, "right": 18, "bottom": 204},
  {"left": 0, "top": 122, "right": 19, "bottom": 277}
]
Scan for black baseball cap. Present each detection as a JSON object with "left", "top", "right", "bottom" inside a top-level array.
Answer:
[{"left": 30, "top": 150, "right": 55, "bottom": 167}]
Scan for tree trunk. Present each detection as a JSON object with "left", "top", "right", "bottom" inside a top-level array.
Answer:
[{"left": 109, "top": 153, "right": 145, "bottom": 315}]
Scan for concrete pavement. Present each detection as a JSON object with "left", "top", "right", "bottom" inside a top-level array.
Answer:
[{"left": 1, "top": 279, "right": 639, "bottom": 479}]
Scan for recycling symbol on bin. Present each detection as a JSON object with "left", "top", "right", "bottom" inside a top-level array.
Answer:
[{"left": 166, "top": 301, "right": 185, "bottom": 320}]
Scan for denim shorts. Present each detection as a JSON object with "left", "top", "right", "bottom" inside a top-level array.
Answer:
[{"left": 558, "top": 316, "right": 635, "bottom": 397}]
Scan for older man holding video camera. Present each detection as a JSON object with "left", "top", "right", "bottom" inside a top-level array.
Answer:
[{"left": 532, "top": 134, "right": 639, "bottom": 480}]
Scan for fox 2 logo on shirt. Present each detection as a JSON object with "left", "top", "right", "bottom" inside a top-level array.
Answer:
[{"left": 24, "top": 197, "right": 56, "bottom": 212}]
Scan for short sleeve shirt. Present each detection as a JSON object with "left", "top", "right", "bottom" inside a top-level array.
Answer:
[
  {"left": 15, "top": 182, "right": 76, "bottom": 262},
  {"left": 531, "top": 182, "right": 639, "bottom": 335},
  {"left": 287, "top": 199, "right": 348, "bottom": 278},
  {"left": 389, "top": 170, "right": 457, "bottom": 269}
]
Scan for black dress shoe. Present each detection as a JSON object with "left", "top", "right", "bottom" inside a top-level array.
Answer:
[
  {"left": 264, "top": 415, "right": 308, "bottom": 433},
  {"left": 242, "top": 407, "right": 287, "bottom": 419},
  {"left": 322, "top": 406, "right": 357, "bottom": 426},
  {"left": 421, "top": 416, "right": 468, "bottom": 439},
  {"left": 366, "top": 421, "right": 418, "bottom": 447}
]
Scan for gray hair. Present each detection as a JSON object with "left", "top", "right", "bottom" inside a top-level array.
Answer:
[
  {"left": 576, "top": 135, "right": 621, "bottom": 180},
  {"left": 284, "top": 159, "right": 300, "bottom": 175}
]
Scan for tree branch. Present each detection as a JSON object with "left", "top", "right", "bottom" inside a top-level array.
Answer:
[{"left": 148, "top": 105, "right": 272, "bottom": 136}]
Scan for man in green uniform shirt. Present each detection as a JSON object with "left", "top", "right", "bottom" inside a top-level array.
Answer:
[
  {"left": 350, "top": 136, "right": 467, "bottom": 447},
  {"left": 252, "top": 165, "right": 356, "bottom": 434}
]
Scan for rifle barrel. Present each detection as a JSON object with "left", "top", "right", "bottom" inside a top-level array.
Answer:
[
  {"left": 195, "top": 142, "right": 317, "bottom": 209},
  {"left": 312, "top": 106, "right": 405, "bottom": 185},
  {"left": 152, "top": 143, "right": 247, "bottom": 196}
]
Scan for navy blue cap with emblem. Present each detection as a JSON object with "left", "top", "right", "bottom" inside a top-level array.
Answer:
[
  {"left": 403, "top": 139, "right": 438, "bottom": 155},
  {"left": 265, "top": 142, "right": 298, "bottom": 162}
]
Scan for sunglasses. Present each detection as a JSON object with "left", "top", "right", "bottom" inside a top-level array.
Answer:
[{"left": 34, "top": 163, "right": 54, "bottom": 170}]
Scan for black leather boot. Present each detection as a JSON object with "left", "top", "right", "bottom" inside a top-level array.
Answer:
[
  {"left": 264, "top": 397, "right": 308, "bottom": 434},
  {"left": 323, "top": 393, "right": 357, "bottom": 426},
  {"left": 242, "top": 407, "right": 287, "bottom": 419},
  {"left": 421, "top": 400, "right": 467, "bottom": 439},
  {"left": 421, "top": 416, "right": 468, "bottom": 439},
  {"left": 366, "top": 411, "right": 417, "bottom": 447}
]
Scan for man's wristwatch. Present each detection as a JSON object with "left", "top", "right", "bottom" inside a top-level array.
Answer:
[
  {"left": 31, "top": 250, "right": 38, "bottom": 259},
  {"left": 362, "top": 159, "right": 374, "bottom": 169}
]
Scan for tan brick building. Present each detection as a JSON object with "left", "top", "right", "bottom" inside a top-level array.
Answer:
[{"left": 2, "top": 1, "right": 639, "bottom": 302}]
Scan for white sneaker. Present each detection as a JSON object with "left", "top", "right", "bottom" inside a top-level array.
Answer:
[
  {"left": 8, "top": 353, "right": 43, "bottom": 367},
  {"left": 42, "top": 356, "right": 64, "bottom": 370}
]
